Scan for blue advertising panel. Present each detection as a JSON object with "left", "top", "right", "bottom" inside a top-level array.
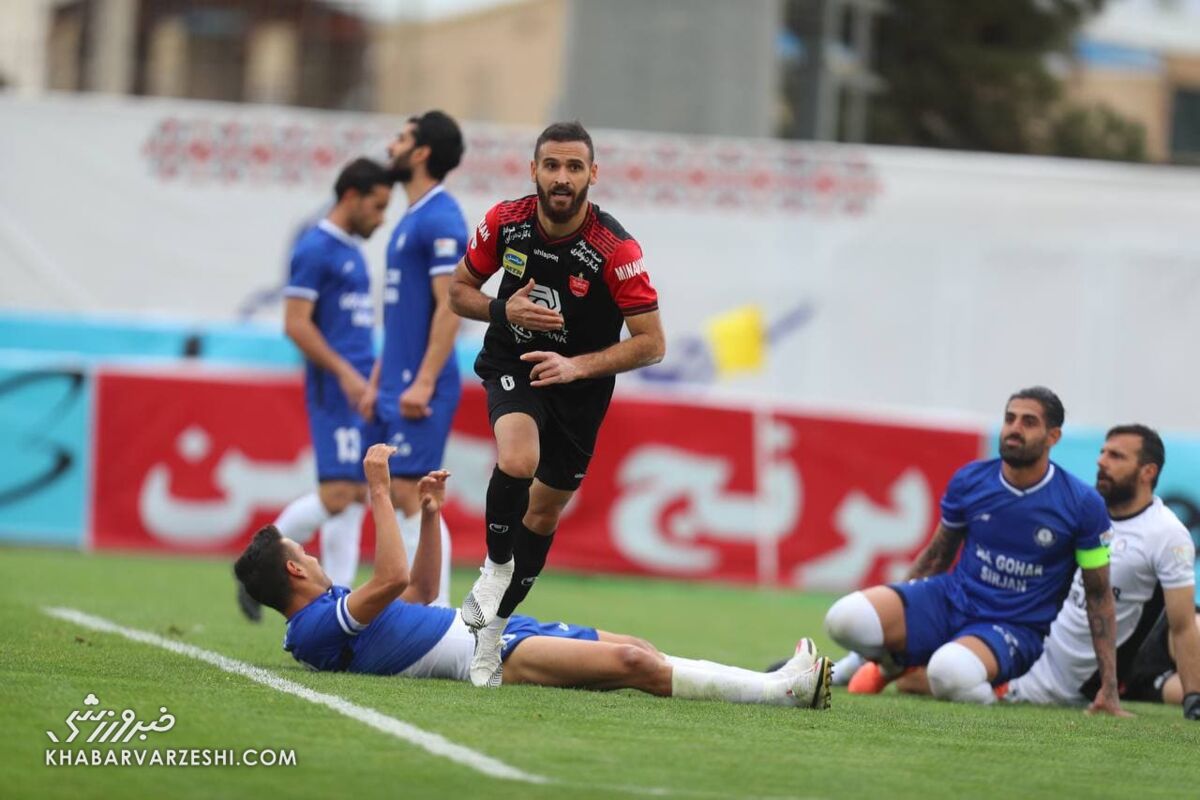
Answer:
[{"left": 0, "top": 358, "right": 90, "bottom": 545}]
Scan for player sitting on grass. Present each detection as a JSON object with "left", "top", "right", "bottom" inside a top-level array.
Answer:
[{"left": 235, "top": 443, "right": 832, "bottom": 709}]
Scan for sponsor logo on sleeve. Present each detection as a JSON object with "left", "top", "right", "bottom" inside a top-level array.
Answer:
[
  {"left": 614, "top": 259, "right": 645, "bottom": 281},
  {"left": 434, "top": 238, "right": 458, "bottom": 258},
  {"left": 502, "top": 248, "right": 527, "bottom": 278}
]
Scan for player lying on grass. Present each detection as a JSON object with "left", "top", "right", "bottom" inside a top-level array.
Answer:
[{"left": 235, "top": 443, "right": 832, "bottom": 709}]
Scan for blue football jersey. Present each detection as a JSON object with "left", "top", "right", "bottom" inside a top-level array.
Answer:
[
  {"left": 940, "top": 459, "right": 1111, "bottom": 632},
  {"left": 284, "top": 585, "right": 457, "bottom": 674},
  {"left": 284, "top": 220, "right": 376, "bottom": 400},
  {"left": 379, "top": 186, "right": 468, "bottom": 402}
]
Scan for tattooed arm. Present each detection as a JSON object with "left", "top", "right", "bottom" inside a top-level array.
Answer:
[
  {"left": 1081, "top": 565, "right": 1130, "bottom": 717},
  {"left": 905, "top": 524, "right": 966, "bottom": 581}
]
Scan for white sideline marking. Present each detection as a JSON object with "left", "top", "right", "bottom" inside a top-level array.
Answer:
[
  {"left": 43, "top": 607, "right": 814, "bottom": 799},
  {"left": 42, "top": 606, "right": 547, "bottom": 784}
]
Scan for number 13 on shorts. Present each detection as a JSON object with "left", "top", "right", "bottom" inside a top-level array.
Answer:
[{"left": 334, "top": 426, "right": 362, "bottom": 463}]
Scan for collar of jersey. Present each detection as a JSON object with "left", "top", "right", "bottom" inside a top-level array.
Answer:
[
  {"left": 1109, "top": 497, "right": 1157, "bottom": 522},
  {"left": 404, "top": 184, "right": 445, "bottom": 216},
  {"left": 998, "top": 463, "right": 1055, "bottom": 497},
  {"left": 535, "top": 202, "right": 594, "bottom": 246},
  {"left": 317, "top": 218, "right": 361, "bottom": 248}
]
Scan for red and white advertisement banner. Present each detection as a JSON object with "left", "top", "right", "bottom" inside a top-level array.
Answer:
[
  {"left": 92, "top": 368, "right": 313, "bottom": 554},
  {"left": 91, "top": 367, "right": 983, "bottom": 589}
]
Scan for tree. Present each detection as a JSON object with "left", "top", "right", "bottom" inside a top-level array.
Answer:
[{"left": 867, "top": 0, "right": 1145, "bottom": 161}]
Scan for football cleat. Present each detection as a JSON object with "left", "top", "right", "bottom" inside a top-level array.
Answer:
[
  {"left": 461, "top": 560, "right": 514, "bottom": 631},
  {"left": 788, "top": 638, "right": 819, "bottom": 674},
  {"left": 469, "top": 617, "right": 506, "bottom": 688},
  {"left": 787, "top": 657, "right": 833, "bottom": 710},
  {"left": 847, "top": 662, "right": 889, "bottom": 694},
  {"left": 236, "top": 580, "right": 262, "bottom": 623}
]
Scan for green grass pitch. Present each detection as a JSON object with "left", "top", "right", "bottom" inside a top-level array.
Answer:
[{"left": 1, "top": 547, "right": 1197, "bottom": 799}]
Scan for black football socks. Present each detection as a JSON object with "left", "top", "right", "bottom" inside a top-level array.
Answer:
[{"left": 485, "top": 465, "right": 532, "bottom": 564}]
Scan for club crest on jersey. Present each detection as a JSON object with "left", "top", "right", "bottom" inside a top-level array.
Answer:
[
  {"left": 1033, "top": 527, "right": 1057, "bottom": 548},
  {"left": 502, "top": 248, "right": 527, "bottom": 278},
  {"left": 568, "top": 273, "right": 589, "bottom": 297}
]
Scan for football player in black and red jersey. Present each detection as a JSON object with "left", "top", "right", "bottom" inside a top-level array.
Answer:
[{"left": 448, "top": 121, "right": 666, "bottom": 686}]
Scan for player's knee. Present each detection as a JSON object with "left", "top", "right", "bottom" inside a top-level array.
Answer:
[
  {"left": 824, "top": 591, "right": 884, "bottom": 655},
  {"left": 525, "top": 497, "right": 565, "bottom": 531},
  {"left": 496, "top": 452, "right": 538, "bottom": 480},
  {"left": 927, "top": 642, "right": 989, "bottom": 702},
  {"left": 389, "top": 478, "right": 419, "bottom": 515},
  {"left": 615, "top": 644, "right": 657, "bottom": 677},
  {"left": 318, "top": 484, "right": 356, "bottom": 514}
]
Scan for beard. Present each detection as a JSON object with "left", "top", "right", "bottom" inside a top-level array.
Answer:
[
  {"left": 537, "top": 180, "right": 589, "bottom": 224},
  {"left": 1096, "top": 470, "right": 1137, "bottom": 506},
  {"left": 389, "top": 150, "right": 413, "bottom": 184},
  {"left": 998, "top": 434, "right": 1045, "bottom": 469}
]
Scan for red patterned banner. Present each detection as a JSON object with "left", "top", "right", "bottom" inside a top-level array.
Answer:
[{"left": 91, "top": 367, "right": 980, "bottom": 589}]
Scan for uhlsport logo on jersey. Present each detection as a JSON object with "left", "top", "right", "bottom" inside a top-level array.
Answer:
[{"left": 502, "top": 248, "right": 527, "bottom": 278}]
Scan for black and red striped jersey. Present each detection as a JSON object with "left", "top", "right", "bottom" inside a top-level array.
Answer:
[{"left": 464, "top": 196, "right": 658, "bottom": 366}]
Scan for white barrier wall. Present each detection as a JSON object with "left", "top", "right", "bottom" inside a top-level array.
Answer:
[{"left": 3, "top": 93, "right": 1200, "bottom": 428}]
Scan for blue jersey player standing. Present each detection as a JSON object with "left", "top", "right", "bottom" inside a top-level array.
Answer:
[
  {"left": 824, "top": 386, "right": 1126, "bottom": 715},
  {"left": 363, "top": 111, "right": 469, "bottom": 607},
  {"left": 238, "top": 158, "right": 394, "bottom": 622}
]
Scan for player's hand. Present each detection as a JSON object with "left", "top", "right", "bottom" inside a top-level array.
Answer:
[
  {"left": 338, "top": 368, "right": 369, "bottom": 410},
  {"left": 522, "top": 351, "right": 582, "bottom": 387},
  {"left": 399, "top": 380, "right": 434, "bottom": 419},
  {"left": 417, "top": 469, "right": 450, "bottom": 513},
  {"left": 1084, "top": 687, "right": 1133, "bottom": 718},
  {"left": 358, "top": 381, "right": 378, "bottom": 422},
  {"left": 506, "top": 280, "right": 564, "bottom": 331},
  {"left": 363, "top": 444, "right": 397, "bottom": 489}
]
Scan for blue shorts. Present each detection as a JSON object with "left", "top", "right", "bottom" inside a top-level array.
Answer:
[
  {"left": 499, "top": 614, "right": 599, "bottom": 661},
  {"left": 890, "top": 574, "right": 1045, "bottom": 684},
  {"left": 376, "top": 380, "right": 460, "bottom": 478},
  {"left": 307, "top": 377, "right": 384, "bottom": 483}
]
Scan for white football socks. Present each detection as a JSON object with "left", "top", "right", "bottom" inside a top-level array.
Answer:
[
  {"left": 927, "top": 642, "right": 996, "bottom": 705},
  {"left": 824, "top": 591, "right": 887, "bottom": 661},
  {"left": 320, "top": 503, "right": 365, "bottom": 588},
  {"left": 273, "top": 492, "right": 331, "bottom": 544},
  {"left": 397, "top": 511, "right": 453, "bottom": 607},
  {"left": 666, "top": 655, "right": 797, "bottom": 706},
  {"left": 831, "top": 651, "right": 867, "bottom": 686}
]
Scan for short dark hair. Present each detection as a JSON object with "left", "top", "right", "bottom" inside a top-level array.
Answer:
[
  {"left": 334, "top": 157, "right": 392, "bottom": 200},
  {"left": 1008, "top": 386, "right": 1065, "bottom": 429},
  {"left": 234, "top": 526, "right": 293, "bottom": 613},
  {"left": 409, "top": 110, "right": 464, "bottom": 180},
  {"left": 1106, "top": 423, "right": 1165, "bottom": 488},
  {"left": 534, "top": 120, "right": 594, "bottom": 162}
]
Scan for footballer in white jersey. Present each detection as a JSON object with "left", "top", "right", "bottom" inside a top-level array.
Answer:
[
  {"left": 1005, "top": 497, "right": 1194, "bottom": 705},
  {"left": 1005, "top": 425, "right": 1200, "bottom": 719}
]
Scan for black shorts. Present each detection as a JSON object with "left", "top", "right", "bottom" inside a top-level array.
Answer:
[
  {"left": 1081, "top": 585, "right": 1178, "bottom": 704},
  {"left": 476, "top": 355, "right": 614, "bottom": 491}
]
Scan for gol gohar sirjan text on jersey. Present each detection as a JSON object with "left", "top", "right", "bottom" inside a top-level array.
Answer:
[{"left": 464, "top": 196, "right": 658, "bottom": 367}]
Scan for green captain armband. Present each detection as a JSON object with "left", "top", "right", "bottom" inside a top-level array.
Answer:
[{"left": 1075, "top": 545, "right": 1110, "bottom": 569}]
